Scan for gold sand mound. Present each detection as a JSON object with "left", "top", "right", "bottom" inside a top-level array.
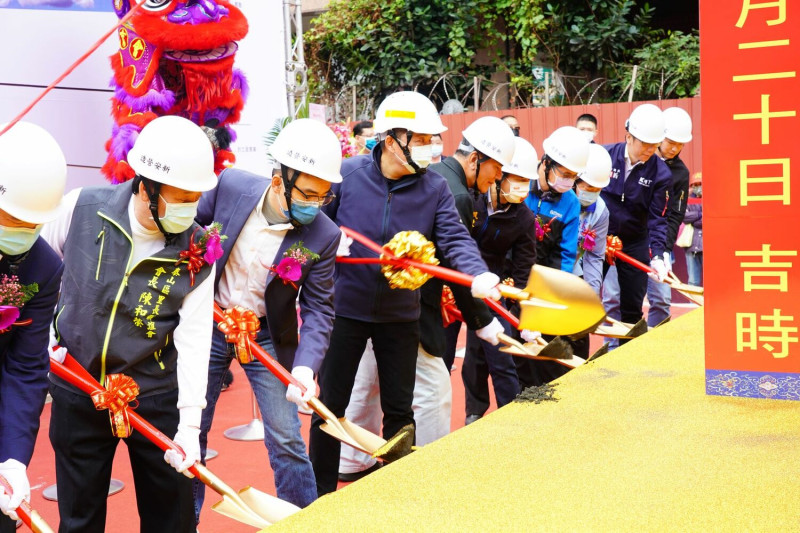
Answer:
[{"left": 270, "top": 310, "right": 800, "bottom": 532}]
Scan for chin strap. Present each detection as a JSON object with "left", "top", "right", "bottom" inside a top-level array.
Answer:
[
  {"left": 280, "top": 164, "right": 303, "bottom": 227},
  {"left": 132, "top": 175, "right": 178, "bottom": 246},
  {"left": 534, "top": 159, "right": 559, "bottom": 203},
  {"left": 473, "top": 152, "right": 490, "bottom": 201},
  {"left": 388, "top": 129, "right": 427, "bottom": 175}
]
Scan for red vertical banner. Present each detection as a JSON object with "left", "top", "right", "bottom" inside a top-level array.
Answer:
[{"left": 702, "top": 0, "right": 800, "bottom": 399}]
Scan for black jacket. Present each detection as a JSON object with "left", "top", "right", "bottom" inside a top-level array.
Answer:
[{"left": 663, "top": 155, "right": 691, "bottom": 251}]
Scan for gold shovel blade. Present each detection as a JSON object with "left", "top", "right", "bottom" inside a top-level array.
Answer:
[
  {"left": 499, "top": 343, "right": 587, "bottom": 369},
  {"left": 516, "top": 265, "right": 606, "bottom": 335},
  {"left": 319, "top": 418, "right": 387, "bottom": 456},
  {"left": 212, "top": 495, "right": 272, "bottom": 529},
  {"left": 594, "top": 323, "right": 635, "bottom": 338},
  {"left": 237, "top": 487, "right": 301, "bottom": 524}
]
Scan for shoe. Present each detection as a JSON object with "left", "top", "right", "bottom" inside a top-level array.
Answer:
[
  {"left": 220, "top": 368, "right": 234, "bottom": 392},
  {"left": 465, "top": 414, "right": 482, "bottom": 425},
  {"left": 338, "top": 461, "right": 382, "bottom": 482}
]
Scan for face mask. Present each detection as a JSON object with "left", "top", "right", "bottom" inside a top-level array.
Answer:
[
  {"left": 0, "top": 225, "right": 42, "bottom": 256},
  {"left": 431, "top": 144, "right": 444, "bottom": 158},
  {"left": 580, "top": 130, "right": 595, "bottom": 142},
  {"left": 159, "top": 196, "right": 199, "bottom": 233},
  {"left": 577, "top": 189, "right": 601, "bottom": 207},
  {"left": 691, "top": 185, "right": 702, "bottom": 197},
  {"left": 548, "top": 176, "right": 574, "bottom": 194},
  {"left": 365, "top": 138, "right": 378, "bottom": 150},
  {"left": 409, "top": 144, "right": 433, "bottom": 168},
  {"left": 501, "top": 182, "right": 530, "bottom": 204},
  {"left": 284, "top": 199, "right": 321, "bottom": 225}
]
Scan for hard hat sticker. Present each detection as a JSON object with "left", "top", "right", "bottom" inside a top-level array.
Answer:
[{"left": 384, "top": 110, "right": 416, "bottom": 119}]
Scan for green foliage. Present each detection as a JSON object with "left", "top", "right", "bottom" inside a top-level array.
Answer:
[
  {"left": 306, "top": 0, "right": 548, "bottom": 108},
  {"left": 616, "top": 31, "right": 700, "bottom": 100},
  {"left": 543, "top": 0, "right": 657, "bottom": 80}
]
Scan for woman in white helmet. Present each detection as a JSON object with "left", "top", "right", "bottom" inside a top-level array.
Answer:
[
  {"left": 41, "top": 115, "right": 218, "bottom": 532},
  {"left": 0, "top": 122, "right": 66, "bottom": 530},
  {"left": 569, "top": 143, "right": 613, "bottom": 360},
  {"left": 192, "top": 118, "right": 343, "bottom": 515}
]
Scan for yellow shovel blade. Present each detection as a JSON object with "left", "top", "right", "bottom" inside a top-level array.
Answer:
[
  {"left": 517, "top": 265, "right": 606, "bottom": 335},
  {"left": 594, "top": 323, "right": 635, "bottom": 339},
  {"left": 212, "top": 495, "right": 272, "bottom": 529},
  {"left": 237, "top": 487, "right": 301, "bottom": 524}
]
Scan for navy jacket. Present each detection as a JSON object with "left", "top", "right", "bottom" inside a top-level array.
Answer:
[
  {"left": 601, "top": 142, "right": 672, "bottom": 257},
  {"left": 197, "top": 169, "right": 340, "bottom": 373},
  {"left": 0, "top": 239, "right": 63, "bottom": 464},
  {"left": 324, "top": 145, "right": 489, "bottom": 323}
]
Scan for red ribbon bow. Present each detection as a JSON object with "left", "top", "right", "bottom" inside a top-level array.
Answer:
[
  {"left": 217, "top": 306, "right": 261, "bottom": 363},
  {"left": 440, "top": 285, "right": 463, "bottom": 327},
  {"left": 177, "top": 228, "right": 206, "bottom": 287},
  {"left": 605, "top": 235, "right": 623, "bottom": 265},
  {"left": 90, "top": 373, "right": 140, "bottom": 438}
]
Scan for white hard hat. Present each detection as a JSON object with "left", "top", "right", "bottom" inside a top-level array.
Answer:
[
  {"left": 662, "top": 107, "right": 693, "bottom": 143},
  {"left": 542, "top": 126, "right": 590, "bottom": 173},
  {"left": 0, "top": 121, "right": 66, "bottom": 224},
  {"left": 579, "top": 144, "right": 612, "bottom": 188},
  {"left": 461, "top": 116, "right": 516, "bottom": 166},
  {"left": 128, "top": 116, "right": 217, "bottom": 192},
  {"left": 625, "top": 103, "right": 665, "bottom": 144},
  {"left": 269, "top": 118, "right": 343, "bottom": 183},
  {"left": 501, "top": 137, "right": 538, "bottom": 180},
  {"left": 373, "top": 91, "right": 447, "bottom": 135}
]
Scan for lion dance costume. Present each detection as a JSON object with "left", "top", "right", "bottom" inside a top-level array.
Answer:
[{"left": 103, "top": 0, "right": 249, "bottom": 183}]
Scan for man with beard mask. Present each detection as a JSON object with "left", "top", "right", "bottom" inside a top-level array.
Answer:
[
  {"left": 518, "top": 126, "right": 589, "bottom": 387},
  {"left": 192, "top": 119, "right": 343, "bottom": 516},
  {"left": 43, "top": 116, "right": 217, "bottom": 532},
  {"left": 461, "top": 137, "right": 539, "bottom": 424},
  {"left": 311, "top": 91, "right": 501, "bottom": 496}
]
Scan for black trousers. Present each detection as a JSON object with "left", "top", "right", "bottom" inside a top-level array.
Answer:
[
  {"left": 605, "top": 238, "right": 650, "bottom": 346},
  {"left": 515, "top": 334, "right": 571, "bottom": 389},
  {"left": 0, "top": 514, "right": 14, "bottom": 533},
  {"left": 49, "top": 386, "right": 194, "bottom": 533},
  {"left": 309, "top": 316, "right": 419, "bottom": 496}
]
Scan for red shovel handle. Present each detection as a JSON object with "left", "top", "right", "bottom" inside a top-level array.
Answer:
[
  {"left": 213, "top": 304, "right": 300, "bottom": 392},
  {"left": 614, "top": 250, "right": 655, "bottom": 275},
  {"left": 49, "top": 356, "right": 201, "bottom": 477}
]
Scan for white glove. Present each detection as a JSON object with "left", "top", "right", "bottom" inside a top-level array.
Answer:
[
  {"left": 475, "top": 318, "right": 504, "bottom": 345},
  {"left": 649, "top": 257, "right": 669, "bottom": 282},
  {"left": 0, "top": 459, "right": 29, "bottom": 521},
  {"left": 286, "top": 366, "right": 316, "bottom": 410},
  {"left": 471, "top": 272, "right": 501, "bottom": 301},
  {"left": 49, "top": 327, "right": 68, "bottom": 363},
  {"left": 164, "top": 424, "right": 200, "bottom": 478},
  {"left": 661, "top": 252, "right": 672, "bottom": 273},
  {"left": 337, "top": 228, "right": 353, "bottom": 257},
  {"left": 520, "top": 329, "right": 542, "bottom": 344}
]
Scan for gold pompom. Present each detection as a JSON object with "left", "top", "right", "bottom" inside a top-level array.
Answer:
[{"left": 380, "top": 231, "right": 439, "bottom": 290}]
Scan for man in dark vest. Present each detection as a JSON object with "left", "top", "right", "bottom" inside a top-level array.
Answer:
[
  {"left": 193, "top": 118, "right": 342, "bottom": 515},
  {"left": 0, "top": 122, "right": 65, "bottom": 532},
  {"left": 42, "top": 116, "right": 218, "bottom": 533}
]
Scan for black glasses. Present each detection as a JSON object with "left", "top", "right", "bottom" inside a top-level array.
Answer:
[{"left": 293, "top": 186, "right": 336, "bottom": 206}]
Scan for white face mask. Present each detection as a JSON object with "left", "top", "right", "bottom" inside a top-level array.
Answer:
[
  {"left": 501, "top": 182, "right": 530, "bottom": 204},
  {"left": 431, "top": 144, "right": 444, "bottom": 157},
  {"left": 159, "top": 195, "right": 199, "bottom": 233},
  {"left": 577, "top": 189, "right": 600, "bottom": 207},
  {"left": 394, "top": 143, "right": 433, "bottom": 174},
  {"left": 579, "top": 129, "right": 596, "bottom": 142}
]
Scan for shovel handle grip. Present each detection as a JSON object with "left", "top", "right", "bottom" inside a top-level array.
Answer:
[{"left": 0, "top": 474, "right": 53, "bottom": 533}]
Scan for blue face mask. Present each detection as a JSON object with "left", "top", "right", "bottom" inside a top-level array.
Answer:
[
  {"left": 365, "top": 138, "right": 378, "bottom": 150},
  {"left": 0, "top": 225, "right": 42, "bottom": 256},
  {"left": 284, "top": 200, "right": 320, "bottom": 225}
]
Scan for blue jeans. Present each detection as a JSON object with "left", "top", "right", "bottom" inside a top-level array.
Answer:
[
  {"left": 686, "top": 251, "right": 703, "bottom": 287},
  {"left": 602, "top": 265, "right": 621, "bottom": 349},
  {"left": 193, "top": 327, "right": 317, "bottom": 522},
  {"left": 646, "top": 261, "right": 672, "bottom": 327}
]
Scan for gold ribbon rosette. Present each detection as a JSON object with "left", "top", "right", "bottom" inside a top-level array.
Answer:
[
  {"left": 381, "top": 231, "right": 439, "bottom": 290},
  {"left": 217, "top": 306, "right": 261, "bottom": 363},
  {"left": 91, "top": 374, "right": 140, "bottom": 438}
]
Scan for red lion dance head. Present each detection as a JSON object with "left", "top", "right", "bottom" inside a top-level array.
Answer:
[{"left": 103, "top": 0, "right": 249, "bottom": 183}]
